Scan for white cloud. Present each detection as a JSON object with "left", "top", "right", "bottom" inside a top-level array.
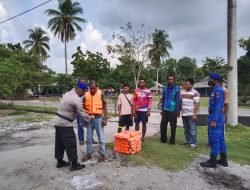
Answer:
[
  {"left": 80, "top": 22, "right": 119, "bottom": 67},
  {"left": 1, "top": 29, "right": 8, "bottom": 38},
  {"left": 0, "top": 2, "right": 9, "bottom": 41},
  {"left": 0, "top": 2, "right": 17, "bottom": 42},
  {"left": 0, "top": 2, "right": 7, "bottom": 19}
]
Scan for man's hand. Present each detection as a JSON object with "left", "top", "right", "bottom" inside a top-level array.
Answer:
[
  {"left": 160, "top": 111, "right": 163, "bottom": 116},
  {"left": 133, "top": 112, "right": 137, "bottom": 118},
  {"left": 130, "top": 114, "right": 133, "bottom": 120},
  {"left": 176, "top": 112, "right": 180, "bottom": 118},
  {"left": 210, "top": 121, "right": 217, "bottom": 128},
  {"left": 102, "top": 118, "right": 108, "bottom": 126},
  {"left": 147, "top": 111, "right": 150, "bottom": 117},
  {"left": 192, "top": 115, "right": 197, "bottom": 121},
  {"left": 90, "top": 115, "right": 95, "bottom": 120},
  {"left": 83, "top": 121, "right": 87, "bottom": 128}
]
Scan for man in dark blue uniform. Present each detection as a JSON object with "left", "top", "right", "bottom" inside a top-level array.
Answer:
[{"left": 200, "top": 73, "right": 228, "bottom": 168}]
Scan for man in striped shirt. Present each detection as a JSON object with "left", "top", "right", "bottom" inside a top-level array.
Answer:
[{"left": 180, "top": 78, "right": 200, "bottom": 149}]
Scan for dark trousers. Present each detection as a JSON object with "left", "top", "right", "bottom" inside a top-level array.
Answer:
[
  {"left": 55, "top": 126, "right": 77, "bottom": 162},
  {"left": 160, "top": 111, "right": 177, "bottom": 144}
]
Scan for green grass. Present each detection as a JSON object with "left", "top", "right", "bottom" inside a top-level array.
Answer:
[
  {"left": 198, "top": 97, "right": 250, "bottom": 109},
  {"left": 7, "top": 110, "right": 27, "bottom": 116},
  {"left": 0, "top": 103, "right": 57, "bottom": 112},
  {"left": 199, "top": 97, "right": 209, "bottom": 107},
  {"left": 15, "top": 113, "right": 53, "bottom": 122},
  {"left": 107, "top": 112, "right": 118, "bottom": 118},
  {"left": 239, "top": 105, "right": 250, "bottom": 109},
  {"left": 39, "top": 96, "right": 60, "bottom": 102},
  {"left": 152, "top": 95, "right": 160, "bottom": 102},
  {"left": 107, "top": 124, "right": 250, "bottom": 171}
]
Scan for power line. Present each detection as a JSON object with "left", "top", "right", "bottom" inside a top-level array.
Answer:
[{"left": 0, "top": 0, "right": 53, "bottom": 25}]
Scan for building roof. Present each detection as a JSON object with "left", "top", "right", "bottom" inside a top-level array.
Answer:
[
  {"left": 150, "top": 82, "right": 164, "bottom": 91},
  {"left": 194, "top": 76, "right": 227, "bottom": 88}
]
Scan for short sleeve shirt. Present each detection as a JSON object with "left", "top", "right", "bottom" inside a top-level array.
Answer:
[{"left": 117, "top": 93, "right": 133, "bottom": 115}]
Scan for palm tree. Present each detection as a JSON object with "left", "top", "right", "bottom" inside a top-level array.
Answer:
[
  {"left": 148, "top": 29, "right": 172, "bottom": 95},
  {"left": 23, "top": 27, "right": 50, "bottom": 59},
  {"left": 45, "top": 0, "right": 86, "bottom": 74}
]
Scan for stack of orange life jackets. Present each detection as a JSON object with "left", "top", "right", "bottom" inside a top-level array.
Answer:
[{"left": 114, "top": 130, "right": 142, "bottom": 154}]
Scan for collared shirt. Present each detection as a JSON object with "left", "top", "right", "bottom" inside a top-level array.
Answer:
[
  {"left": 180, "top": 88, "right": 200, "bottom": 116},
  {"left": 133, "top": 88, "right": 152, "bottom": 112},
  {"left": 162, "top": 84, "right": 181, "bottom": 112},
  {"left": 53, "top": 88, "right": 90, "bottom": 127}
]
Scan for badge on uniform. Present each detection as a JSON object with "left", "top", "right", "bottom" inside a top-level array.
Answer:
[{"left": 216, "top": 92, "right": 220, "bottom": 98}]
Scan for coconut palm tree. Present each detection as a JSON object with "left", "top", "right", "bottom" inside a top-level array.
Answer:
[
  {"left": 148, "top": 29, "right": 172, "bottom": 95},
  {"left": 23, "top": 27, "right": 50, "bottom": 59},
  {"left": 45, "top": 0, "right": 86, "bottom": 74}
]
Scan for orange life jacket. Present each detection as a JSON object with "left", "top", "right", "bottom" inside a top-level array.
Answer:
[{"left": 84, "top": 89, "right": 103, "bottom": 115}]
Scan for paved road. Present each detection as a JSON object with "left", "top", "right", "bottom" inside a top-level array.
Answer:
[{"left": 1, "top": 100, "right": 250, "bottom": 116}]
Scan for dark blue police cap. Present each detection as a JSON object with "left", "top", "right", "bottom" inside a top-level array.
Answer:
[
  {"left": 77, "top": 81, "right": 88, "bottom": 91},
  {"left": 209, "top": 73, "right": 222, "bottom": 80}
]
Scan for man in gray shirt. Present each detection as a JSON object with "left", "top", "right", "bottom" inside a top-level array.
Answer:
[{"left": 53, "top": 81, "right": 94, "bottom": 171}]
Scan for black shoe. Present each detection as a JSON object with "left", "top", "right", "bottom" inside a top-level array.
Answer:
[
  {"left": 217, "top": 153, "right": 228, "bottom": 167},
  {"left": 70, "top": 162, "right": 86, "bottom": 171},
  {"left": 200, "top": 156, "right": 217, "bottom": 168},
  {"left": 56, "top": 160, "right": 70, "bottom": 168}
]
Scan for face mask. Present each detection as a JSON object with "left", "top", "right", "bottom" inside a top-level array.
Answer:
[{"left": 208, "top": 80, "right": 216, "bottom": 87}]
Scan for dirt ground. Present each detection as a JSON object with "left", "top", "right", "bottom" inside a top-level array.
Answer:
[{"left": 0, "top": 112, "right": 250, "bottom": 190}]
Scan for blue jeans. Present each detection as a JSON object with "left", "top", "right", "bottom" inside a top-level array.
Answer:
[
  {"left": 86, "top": 117, "right": 105, "bottom": 156},
  {"left": 182, "top": 116, "right": 197, "bottom": 145},
  {"left": 76, "top": 114, "right": 84, "bottom": 143}
]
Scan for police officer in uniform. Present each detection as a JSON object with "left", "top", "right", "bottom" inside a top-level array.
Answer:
[
  {"left": 200, "top": 73, "right": 228, "bottom": 168},
  {"left": 53, "top": 81, "right": 94, "bottom": 171}
]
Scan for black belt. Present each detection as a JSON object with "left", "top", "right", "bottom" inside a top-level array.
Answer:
[
  {"left": 90, "top": 114, "right": 102, "bottom": 118},
  {"left": 208, "top": 110, "right": 214, "bottom": 114},
  {"left": 56, "top": 113, "right": 73, "bottom": 122}
]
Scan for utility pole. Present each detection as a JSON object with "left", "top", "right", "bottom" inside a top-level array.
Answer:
[{"left": 227, "top": 0, "right": 238, "bottom": 125}]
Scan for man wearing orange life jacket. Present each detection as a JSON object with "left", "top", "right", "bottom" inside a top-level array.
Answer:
[{"left": 82, "top": 80, "right": 107, "bottom": 162}]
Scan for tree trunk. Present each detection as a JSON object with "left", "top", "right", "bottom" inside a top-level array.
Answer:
[
  {"left": 227, "top": 0, "right": 238, "bottom": 125},
  {"left": 136, "top": 69, "right": 141, "bottom": 89},
  {"left": 64, "top": 35, "right": 68, "bottom": 74},
  {"left": 156, "top": 68, "right": 159, "bottom": 96}
]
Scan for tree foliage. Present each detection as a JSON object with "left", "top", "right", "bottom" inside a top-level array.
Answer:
[
  {"left": 45, "top": 0, "right": 86, "bottom": 74},
  {"left": 238, "top": 36, "right": 250, "bottom": 103},
  {"left": 23, "top": 27, "right": 50, "bottom": 60},
  {"left": 0, "top": 43, "right": 55, "bottom": 99},
  {"left": 238, "top": 37, "right": 250, "bottom": 57},
  {"left": 107, "top": 22, "right": 151, "bottom": 87},
  {"left": 201, "top": 57, "right": 228, "bottom": 79},
  {"left": 148, "top": 29, "right": 172, "bottom": 69},
  {"left": 176, "top": 57, "right": 197, "bottom": 82},
  {"left": 71, "top": 47, "right": 111, "bottom": 83}
]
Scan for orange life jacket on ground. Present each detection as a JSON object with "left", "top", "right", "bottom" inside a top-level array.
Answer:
[{"left": 84, "top": 89, "right": 103, "bottom": 115}]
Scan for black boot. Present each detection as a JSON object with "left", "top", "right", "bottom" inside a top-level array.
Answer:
[
  {"left": 56, "top": 159, "right": 70, "bottom": 168},
  {"left": 217, "top": 153, "right": 228, "bottom": 167},
  {"left": 200, "top": 155, "right": 217, "bottom": 168},
  {"left": 70, "top": 161, "right": 86, "bottom": 171}
]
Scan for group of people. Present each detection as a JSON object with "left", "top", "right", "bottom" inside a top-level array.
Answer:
[{"left": 53, "top": 73, "right": 228, "bottom": 171}]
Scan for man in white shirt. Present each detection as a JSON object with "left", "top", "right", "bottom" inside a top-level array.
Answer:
[
  {"left": 117, "top": 84, "right": 133, "bottom": 133},
  {"left": 180, "top": 78, "right": 200, "bottom": 149}
]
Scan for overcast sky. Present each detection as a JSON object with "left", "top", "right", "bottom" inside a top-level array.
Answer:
[{"left": 0, "top": 0, "right": 249, "bottom": 73}]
